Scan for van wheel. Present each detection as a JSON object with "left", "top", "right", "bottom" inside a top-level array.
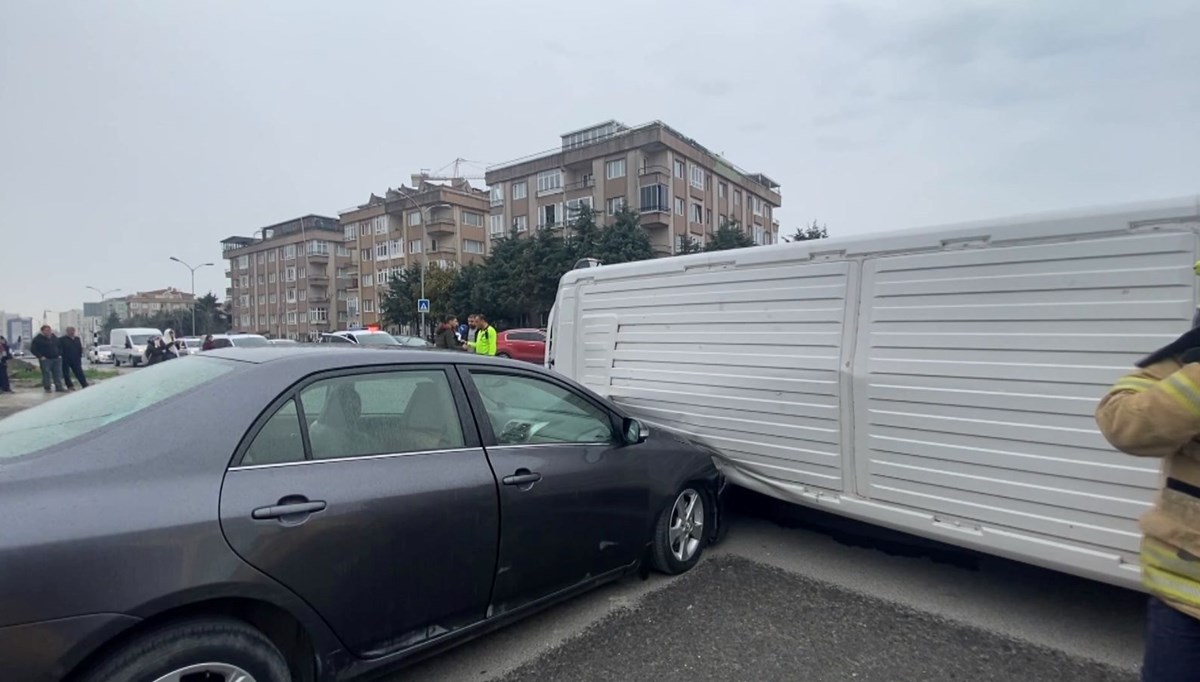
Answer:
[
  {"left": 77, "top": 617, "right": 290, "bottom": 682},
  {"left": 650, "top": 486, "right": 711, "bottom": 575},
  {"left": 113, "top": 356, "right": 121, "bottom": 367}
]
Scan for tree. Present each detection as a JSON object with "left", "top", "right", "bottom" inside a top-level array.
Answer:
[
  {"left": 594, "top": 208, "right": 655, "bottom": 265},
  {"left": 565, "top": 206, "right": 603, "bottom": 264},
  {"left": 705, "top": 219, "right": 755, "bottom": 252},
  {"left": 194, "top": 292, "right": 229, "bottom": 334},
  {"left": 380, "top": 264, "right": 423, "bottom": 329},
  {"left": 788, "top": 220, "right": 829, "bottom": 242},
  {"left": 675, "top": 236, "right": 703, "bottom": 255},
  {"left": 101, "top": 311, "right": 122, "bottom": 339}
]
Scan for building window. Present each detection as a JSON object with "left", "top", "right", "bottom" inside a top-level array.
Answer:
[
  {"left": 239, "top": 275, "right": 249, "bottom": 287},
  {"left": 257, "top": 274, "right": 265, "bottom": 285},
  {"left": 706, "top": 209, "right": 712, "bottom": 226},
  {"left": 285, "top": 267, "right": 296, "bottom": 282},
  {"left": 286, "top": 289, "right": 296, "bottom": 303},
  {"left": 408, "top": 211, "right": 422, "bottom": 226},
  {"left": 375, "top": 243, "right": 388, "bottom": 259},
  {"left": 539, "top": 203, "right": 560, "bottom": 228},
  {"left": 298, "top": 267, "right": 306, "bottom": 279},
  {"left": 287, "top": 311, "right": 297, "bottom": 325},
  {"left": 674, "top": 159, "right": 685, "bottom": 178},
  {"left": 284, "top": 245, "right": 296, "bottom": 260},
  {"left": 239, "top": 295, "right": 249, "bottom": 307},
  {"left": 257, "top": 253, "right": 266, "bottom": 264},
  {"left": 309, "top": 308, "right": 328, "bottom": 323},
  {"left": 464, "top": 239, "right": 485, "bottom": 254},
  {"left": 606, "top": 158, "right": 626, "bottom": 179},
  {"left": 691, "top": 202, "right": 704, "bottom": 224},
  {"left": 537, "top": 170, "right": 562, "bottom": 195},
  {"left": 269, "top": 293, "right": 277, "bottom": 304},
  {"left": 690, "top": 165, "right": 705, "bottom": 190},
  {"left": 606, "top": 196, "right": 626, "bottom": 215},
  {"left": 674, "top": 196, "right": 685, "bottom": 215},
  {"left": 336, "top": 244, "right": 349, "bottom": 257},
  {"left": 463, "top": 212, "right": 483, "bottom": 227},
  {"left": 298, "top": 289, "right": 306, "bottom": 301},
  {"left": 429, "top": 238, "right": 439, "bottom": 252},
  {"left": 753, "top": 222, "right": 765, "bottom": 245},
  {"left": 490, "top": 185, "right": 504, "bottom": 206},
  {"left": 257, "top": 294, "right": 266, "bottom": 305},
  {"left": 363, "top": 299, "right": 375, "bottom": 313},
  {"left": 359, "top": 223, "right": 369, "bottom": 237},
  {"left": 307, "top": 240, "right": 329, "bottom": 256},
  {"left": 582, "top": 173, "right": 594, "bottom": 187},
  {"left": 270, "top": 314, "right": 278, "bottom": 324},
  {"left": 374, "top": 217, "right": 387, "bottom": 235},
  {"left": 752, "top": 196, "right": 764, "bottom": 216},
  {"left": 566, "top": 197, "right": 592, "bottom": 221},
  {"left": 268, "top": 272, "right": 277, "bottom": 284},
  {"left": 719, "top": 182, "right": 727, "bottom": 199},
  {"left": 360, "top": 249, "right": 372, "bottom": 262},
  {"left": 514, "top": 215, "right": 528, "bottom": 233},
  {"left": 363, "top": 273, "right": 374, "bottom": 287},
  {"left": 733, "top": 190, "right": 742, "bottom": 206},
  {"left": 637, "top": 184, "right": 668, "bottom": 213},
  {"left": 389, "top": 239, "right": 402, "bottom": 258},
  {"left": 489, "top": 214, "right": 505, "bottom": 236},
  {"left": 409, "top": 239, "right": 422, "bottom": 254},
  {"left": 237, "top": 255, "right": 249, "bottom": 270},
  {"left": 344, "top": 225, "right": 356, "bottom": 241},
  {"left": 268, "top": 250, "right": 276, "bottom": 262},
  {"left": 512, "top": 182, "right": 527, "bottom": 200}
]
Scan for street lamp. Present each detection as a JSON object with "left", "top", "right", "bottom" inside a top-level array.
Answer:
[
  {"left": 85, "top": 286, "right": 121, "bottom": 345},
  {"left": 169, "top": 257, "right": 215, "bottom": 335}
]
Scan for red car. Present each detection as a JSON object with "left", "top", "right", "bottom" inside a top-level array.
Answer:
[{"left": 496, "top": 328, "right": 546, "bottom": 363}]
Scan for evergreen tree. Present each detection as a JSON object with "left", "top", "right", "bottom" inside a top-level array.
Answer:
[
  {"left": 704, "top": 219, "right": 755, "bottom": 252},
  {"left": 788, "top": 220, "right": 829, "bottom": 242}
]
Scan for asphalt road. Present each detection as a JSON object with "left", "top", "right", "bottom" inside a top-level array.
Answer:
[{"left": 399, "top": 491, "right": 1145, "bottom": 681}]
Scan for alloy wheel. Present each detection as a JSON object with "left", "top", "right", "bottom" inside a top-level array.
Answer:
[{"left": 668, "top": 488, "right": 705, "bottom": 562}]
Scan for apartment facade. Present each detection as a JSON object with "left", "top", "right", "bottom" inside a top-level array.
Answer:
[
  {"left": 221, "top": 215, "right": 351, "bottom": 340},
  {"left": 124, "top": 288, "right": 195, "bottom": 318},
  {"left": 484, "top": 120, "right": 782, "bottom": 256},
  {"left": 339, "top": 177, "right": 490, "bottom": 328}
]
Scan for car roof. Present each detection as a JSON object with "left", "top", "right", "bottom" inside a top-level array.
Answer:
[{"left": 197, "top": 345, "right": 544, "bottom": 370}]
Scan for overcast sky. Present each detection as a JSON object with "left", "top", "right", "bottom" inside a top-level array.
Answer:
[{"left": 2, "top": 0, "right": 1197, "bottom": 321}]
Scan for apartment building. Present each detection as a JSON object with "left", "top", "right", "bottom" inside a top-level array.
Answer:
[
  {"left": 484, "top": 120, "right": 782, "bottom": 256},
  {"left": 125, "top": 288, "right": 195, "bottom": 317},
  {"left": 221, "top": 215, "right": 351, "bottom": 340},
  {"left": 339, "top": 176, "right": 490, "bottom": 328}
]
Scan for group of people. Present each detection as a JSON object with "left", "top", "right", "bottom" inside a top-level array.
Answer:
[
  {"left": 28, "top": 325, "right": 89, "bottom": 393},
  {"left": 0, "top": 334, "right": 13, "bottom": 393},
  {"left": 433, "top": 314, "right": 496, "bottom": 355}
]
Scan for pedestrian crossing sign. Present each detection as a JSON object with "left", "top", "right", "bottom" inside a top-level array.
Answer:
[{"left": 417, "top": 299, "right": 430, "bottom": 314}]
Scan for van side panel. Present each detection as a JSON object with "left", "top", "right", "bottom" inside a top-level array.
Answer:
[
  {"left": 589, "top": 260, "right": 853, "bottom": 492},
  {"left": 852, "top": 232, "right": 1194, "bottom": 565}
]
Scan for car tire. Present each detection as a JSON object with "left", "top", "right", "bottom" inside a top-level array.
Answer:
[
  {"left": 650, "top": 485, "right": 711, "bottom": 575},
  {"left": 496, "top": 352, "right": 511, "bottom": 358},
  {"left": 113, "top": 356, "right": 121, "bottom": 367},
  {"left": 77, "top": 617, "right": 290, "bottom": 682}
]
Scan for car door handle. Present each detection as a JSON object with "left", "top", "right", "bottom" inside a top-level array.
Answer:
[
  {"left": 502, "top": 471, "right": 542, "bottom": 486},
  {"left": 252, "top": 500, "right": 327, "bottom": 520}
]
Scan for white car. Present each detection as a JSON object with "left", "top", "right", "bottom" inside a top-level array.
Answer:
[
  {"left": 207, "top": 333, "right": 271, "bottom": 349},
  {"left": 88, "top": 345, "right": 115, "bottom": 364},
  {"left": 179, "top": 337, "right": 205, "bottom": 356},
  {"left": 318, "top": 330, "right": 403, "bottom": 347}
]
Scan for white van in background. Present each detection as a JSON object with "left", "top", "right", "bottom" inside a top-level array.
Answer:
[
  {"left": 546, "top": 196, "right": 1200, "bottom": 590},
  {"left": 110, "top": 328, "right": 162, "bottom": 367}
]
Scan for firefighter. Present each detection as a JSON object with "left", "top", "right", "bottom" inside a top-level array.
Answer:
[{"left": 1096, "top": 325, "right": 1200, "bottom": 680}]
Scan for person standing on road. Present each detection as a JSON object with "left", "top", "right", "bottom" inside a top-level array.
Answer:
[
  {"left": 435, "top": 316, "right": 461, "bottom": 350},
  {"left": 1096, "top": 325, "right": 1200, "bottom": 681},
  {"left": 30, "top": 325, "right": 66, "bottom": 393},
  {"left": 0, "top": 335, "right": 13, "bottom": 394},
  {"left": 465, "top": 314, "right": 497, "bottom": 356},
  {"left": 59, "top": 326, "right": 88, "bottom": 390}
]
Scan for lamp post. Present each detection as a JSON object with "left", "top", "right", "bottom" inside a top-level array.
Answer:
[
  {"left": 85, "top": 286, "right": 121, "bottom": 346},
  {"left": 169, "top": 257, "right": 214, "bottom": 335}
]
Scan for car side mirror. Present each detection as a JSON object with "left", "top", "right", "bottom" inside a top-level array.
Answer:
[{"left": 623, "top": 418, "right": 649, "bottom": 445}]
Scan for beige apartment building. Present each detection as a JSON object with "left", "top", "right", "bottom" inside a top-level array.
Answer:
[
  {"left": 221, "top": 215, "right": 352, "bottom": 340},
  {"left": 339, "top": 176, "right": 490, "bottom": 328},
  {"left": 484, "top": 120, "right": 782, "bottom": 256},
  {"left": 125, "top": 287, "right": 195, "bottom": 317}
]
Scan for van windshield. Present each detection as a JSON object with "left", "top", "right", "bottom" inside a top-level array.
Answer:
[
  {"left": 0, "top": 358, "right": 234, "bottom": 459},
  {"left": 129, "top": 334, "right": 154, "bottom": 345}
]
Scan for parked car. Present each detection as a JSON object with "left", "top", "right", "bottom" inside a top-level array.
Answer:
[
  {"left": 87, "top": 344, "right": 115, "bottom": 364},
  {"left": 207, "top": 333, "right": 271, "bottom": 349},
  {"left": 318, "top": 330, "right": 403, "bottom": 347},
  {"left": 179, "top": 337, "right": 205, "bottom": 356},
  {"left": 269, "top": 338, "right": 300, "bottom": 346},
  {"left": 391, "top": 334, "right": 432, "bottom": 348},
  {"left": 0, "top": 348, "right": 724, "bottom": 681},
  {"left": 110, "top": 327, "right": 162, "bottom": 367},
  {"left": 496, "top": 328, "right": 546, "bottom": 363}
]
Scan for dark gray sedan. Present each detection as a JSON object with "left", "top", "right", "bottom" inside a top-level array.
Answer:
[{"left": 0, "top": 348, "right": 725, "bottom": 682}]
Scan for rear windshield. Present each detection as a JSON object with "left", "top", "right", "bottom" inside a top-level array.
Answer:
[
  {"left": 0, "top": 358, "right": 234, "bottom": 459},
  {"left": 355, "top": 333, "right": 399, "bottom": 346},
  {"left": 231, "top": 336, "right": 270, "bottom": 348}
]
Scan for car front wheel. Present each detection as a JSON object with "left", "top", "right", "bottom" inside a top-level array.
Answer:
[
  {"left": 650, "top": 486, "right": 711, "bottom": 575},
  {"left": 77, "top": 617, "right": 290, "bottom": 682}
]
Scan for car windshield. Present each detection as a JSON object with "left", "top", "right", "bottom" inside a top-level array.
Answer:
[
  {"left": 0, "top": 358, "right": 235, "bottom": 459},
  {"left": 129, "top": 334, "right": 154, "bottom": 345},
  {"left": 355, "top": 333, "right": 399, "bottom": 346},
  {"left": 231, "top": 336, "right": 270, "bottom": 348}
]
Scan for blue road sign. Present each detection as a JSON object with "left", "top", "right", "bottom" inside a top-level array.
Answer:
[{"left": 417, "top": 298, "right": 430, "bottom": 314}]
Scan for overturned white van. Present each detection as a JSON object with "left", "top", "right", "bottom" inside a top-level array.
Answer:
[{"left": 546, "top": 196, "right": 1200, "bottom": 589}]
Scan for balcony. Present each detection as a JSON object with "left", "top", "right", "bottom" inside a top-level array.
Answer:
[
  {"left": 639, "top": 164, "right": 671, "bottom": 179},
  {"left": 425, "top": 216, "right": 456, "bottom": 236},
  {"left": 429, "top": 245, "right": 458, "bottom": 257},
  {"left": 307, "top": 272, "right": 330, "bottom": 283},
  {"left": 564, "top": 177, "right": 595, "bottom": 192},
  {"left": 307, "top": 251, "right": 330, "bottom": 262},
  {"left": 639, "top": 203, "right": 671, "bottom": 228},
  {"left": 347, "top": 278, "right": 360, "bottom": 290}
]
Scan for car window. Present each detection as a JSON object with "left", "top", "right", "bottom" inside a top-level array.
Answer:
[
  {"left": 299, "top": 370, "right": 464, "bottom": 459},
  {"left": 469, "top": 371, "right": 615, "bottom": 446},
  {"left": 212, "top": 338, "right": 233, "bottom": 348},
  {"left": 0, "top": 358, "right": 235, "bottom": 459},
  {"left": 241, "top": 399, "right": 304, "bottom": 466}
]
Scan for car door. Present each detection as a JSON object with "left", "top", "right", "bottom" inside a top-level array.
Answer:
[
  {"left": 219, "top": 365, "right": 499, "bottom": 657},
  {"left": 459, "top": 366, "right": 648, "bottom": 615}
]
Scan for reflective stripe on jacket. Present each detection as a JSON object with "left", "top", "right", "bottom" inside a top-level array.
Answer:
[{"left": 1096, "top": 359, "right": 1200, "bottom": 619}]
